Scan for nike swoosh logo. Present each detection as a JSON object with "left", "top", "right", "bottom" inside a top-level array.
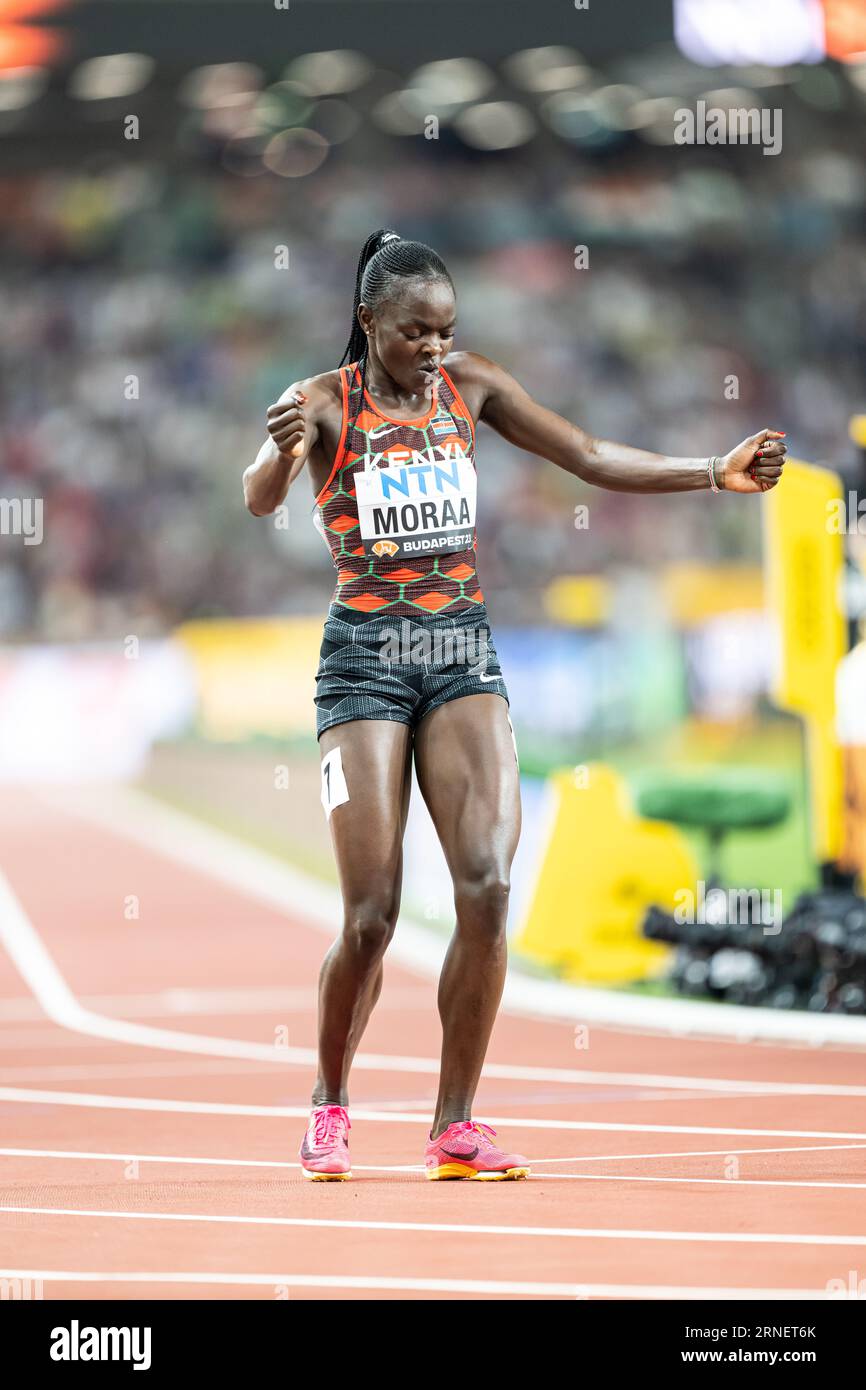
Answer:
[
  {"left": 301, "top": 1138, "right": 341, "bottom": 1159},
  {"left": 467, "top": 662, "right": 499, "bottom": 683},
  {"left": 441, "top": 1145, "right": 479, "bottom": 1160},
  {"left": 368, "top": 422, "right": 411, "bottom": 439}
]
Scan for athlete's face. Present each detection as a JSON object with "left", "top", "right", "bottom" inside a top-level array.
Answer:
[{"left": 361, "top": 279, "right": 456, "bottom": 396}]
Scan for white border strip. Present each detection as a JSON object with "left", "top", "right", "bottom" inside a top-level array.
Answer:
[
  {"left": 3, "top": 1205, "right": 866, "bottom": 1246},
  {"left": 2, "top": 1149, "right": 863, "bottom": 1191},
  {"left": 531, "top": 1173, "right": 866, "bottom": 1190},
  {"left": 0, "top": 1270, "right": 858, "bottom": 1299},
  {"left": 3, "top": 1086, "right": 866, "bottom": 1138},
  {"left": 0, "top": 1147, "right": 419, "bottom": 1173},
  {"left": 533, "top": 1143, "right": 866, "bottom": 1162}
]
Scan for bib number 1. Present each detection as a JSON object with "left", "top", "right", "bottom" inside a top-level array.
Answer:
[{"left": 320, "top": 746, "right": 350, "bottom": 819}]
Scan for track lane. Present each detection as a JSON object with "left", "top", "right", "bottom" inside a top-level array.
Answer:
[{"left": 1, "top": 788, "right": 865, "bottom": 1300}]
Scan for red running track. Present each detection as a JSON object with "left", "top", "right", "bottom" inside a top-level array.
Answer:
[{"left": 1, "top": 787, "right": 865, "bottom": 1301}]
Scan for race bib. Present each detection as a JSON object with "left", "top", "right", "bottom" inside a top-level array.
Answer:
[{"left": 354, "top": 446, "right": 476, "bottom": 560}]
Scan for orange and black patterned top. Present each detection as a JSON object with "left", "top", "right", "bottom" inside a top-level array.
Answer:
[{"left": 313, "top": 361, "right": 485, "bottom": 617}]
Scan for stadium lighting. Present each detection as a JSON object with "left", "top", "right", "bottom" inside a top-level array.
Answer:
[
  {"left": 408, "top": 58, "right": 494, "bottom": 107},
  {"left": 674, "top": 0, "right": 825, "bottom": 66},
  {"left": 0, "top": 63, "right": 46, "bottom": 109},
  {"left": 845, "top": 60, "right": 866, "bottom": 91},
  {"left": 178, "top": 63, "right": 263, "bottom": 109},
  {"left": 371, "top": 90, "right": 429, "bottom": 136},
  {"left": 283, "top": 50, "right": 371, "bottom": 97},
  {"left": 542, "top": 86, "right": 646, "bottom": 141},
  {"left": 628, "top": 96, "right": 683, "bottom": 140},
  {"left": 454, "top": 101, "right": 535, "bottom": 150},
  {"left": 503, "top": 45, "right": 591, "bottom": 93},
  {"left": 262, "top": 128, "right": 329, "bottom": 178},
  {"left": 69, "top": 53, "right": 154, "bottom": 100}
]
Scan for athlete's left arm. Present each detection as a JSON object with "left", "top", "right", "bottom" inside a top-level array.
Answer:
[{"left": 462, "top": 353, "right": 787, "bottom": 495}]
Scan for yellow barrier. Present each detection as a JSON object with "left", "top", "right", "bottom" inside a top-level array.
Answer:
[
  {"left": 175, "top": 617, "right": 321, "bottom": 741},
  {"left": 543, "top": 575, "right": 611, "bottom": 626},
  {"left": 762, "top": 460, "right": 847, "bottom": 862},
  {"left": 661, "top": 563, "right": 764, "bottom": 626},
  {"left": 515, "top": 764, "right": 695, "bottom": 985}
]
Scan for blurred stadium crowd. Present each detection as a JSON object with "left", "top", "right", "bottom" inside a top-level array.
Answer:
[{"left": 1, "top": 114, "right": 864, "bottom": 640}]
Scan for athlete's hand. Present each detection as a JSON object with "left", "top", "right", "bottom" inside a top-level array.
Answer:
[
  {"left": 266, "top": 391, "right": 308, "bottom": 459},
  {"left": 721, "top": 429, "right": 787, "bottom": 494}
]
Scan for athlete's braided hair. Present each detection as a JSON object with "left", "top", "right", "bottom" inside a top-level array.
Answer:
[{"left": 339, "top": 228, "right": 453, "bottom": 410}]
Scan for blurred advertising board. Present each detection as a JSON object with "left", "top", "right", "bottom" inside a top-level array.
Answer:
[
  {"left": 497, "top": 625, "right": 686, "bottom": 744},
  {"left": 175, "top": 617, "right": 321, "bottom": 742},
  {"left": 0, "top": 639, "right": 195, "bottom": 782},
  {"left": 173, "top": 617, "right": 686, "bottom": 746}
]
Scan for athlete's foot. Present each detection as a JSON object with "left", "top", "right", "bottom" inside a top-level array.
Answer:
[
  {"left": 425, "top": 1119, "right": 530, "bottom": 1180},
  {"left": 299, "top": 1103, "right": 352, "bottom": 1180}
]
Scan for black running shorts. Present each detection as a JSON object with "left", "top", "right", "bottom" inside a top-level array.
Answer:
[{"left": 314, "top": 605, "right": 509, "bottom": 739}]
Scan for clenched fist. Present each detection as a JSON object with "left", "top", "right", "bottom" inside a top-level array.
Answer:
[
  {"left": 266, "top": 391, "right": 308, "bottom": 459},
  {"left": 721, "top": 429, "right": 787, "bottom": 494}
]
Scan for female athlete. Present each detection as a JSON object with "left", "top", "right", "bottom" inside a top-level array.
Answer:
[{"left": 243, "top": 228, "right": 786, "bottom": 1181}]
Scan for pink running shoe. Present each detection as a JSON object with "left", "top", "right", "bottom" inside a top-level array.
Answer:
[
  {"left": 299, "top": 1104, "right": 352, "bottom": 1181},
  {"left": 425, "top": 1120, "right": 530, "bottom": 1181}
]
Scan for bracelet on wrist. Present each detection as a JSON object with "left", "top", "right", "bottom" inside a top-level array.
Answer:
[{"left": 707, "top": 456, "right": 723, "bottom": 492}]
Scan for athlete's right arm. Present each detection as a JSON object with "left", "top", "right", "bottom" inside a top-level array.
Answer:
[{"left": 243, "top": 378, "right": 324, "bottom": 516}]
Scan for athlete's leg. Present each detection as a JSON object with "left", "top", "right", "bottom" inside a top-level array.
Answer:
[
  {"left": 412, "top": 694, "right": 521, "bottom": 1139},
  {"left": 312, "top": 719, "right": 413, "bottom": 1107}
]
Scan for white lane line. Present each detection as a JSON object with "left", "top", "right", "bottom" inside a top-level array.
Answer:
[
  {"left": 0, "top": 1061, "right": 315, "bottom": 1083},
  {"left": 3, "top": 1086, "right": 866, "bottom": 1138},
  {"left": 531, "top": 1143, "right": 866, "bottom": 1163},
  {"left": 0, "top": 869, "right": 294, "bottom": 1065},
  {"left": 0, "top": 985, "right": 431, "bottom": 1024},
  {"left": 44, "top": 785, "right": 866, "bottom": 1047},
  {"left": 0, "top": 1046, "right": 795, "bottom": 1105},
  {"left": 1, "top": 1148, "right": 861, "bottom": 1191},
  {"left": 0, "top": 988, "right": 311, "bottom": 1022},
  {"left": 529, "top": 1173, "right": 866, "bottom": 1190},
  {"left": 1, "top": 1269, "right": 858, "bottom": 1299},
  {"left": 3, "top": 1205, "right": 866, "bottom": 1246},
  {"left": 480, "top": 1070, "right": 866, "bottom": 1098},
  {"left": 0, "top": 1087, "right": 301, "bottom": 1117},
  {"left": 0, "top": 1147, "right": 422, "bottom": 1173},
  {"left": 0, "top": 1061, "right": 778, "bottom": 1103}
]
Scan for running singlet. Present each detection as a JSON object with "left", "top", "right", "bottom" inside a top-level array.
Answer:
[{"left": 313, "top": 361, "right": 484, "bottom": 617}]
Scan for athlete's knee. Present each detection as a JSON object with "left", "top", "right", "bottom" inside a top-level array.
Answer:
[
  {"left": 453, "top": 864, "right": 511, "bottom": 934},
  {"left": 342, "top": 895, "right": 399, "bottom": 960}
]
